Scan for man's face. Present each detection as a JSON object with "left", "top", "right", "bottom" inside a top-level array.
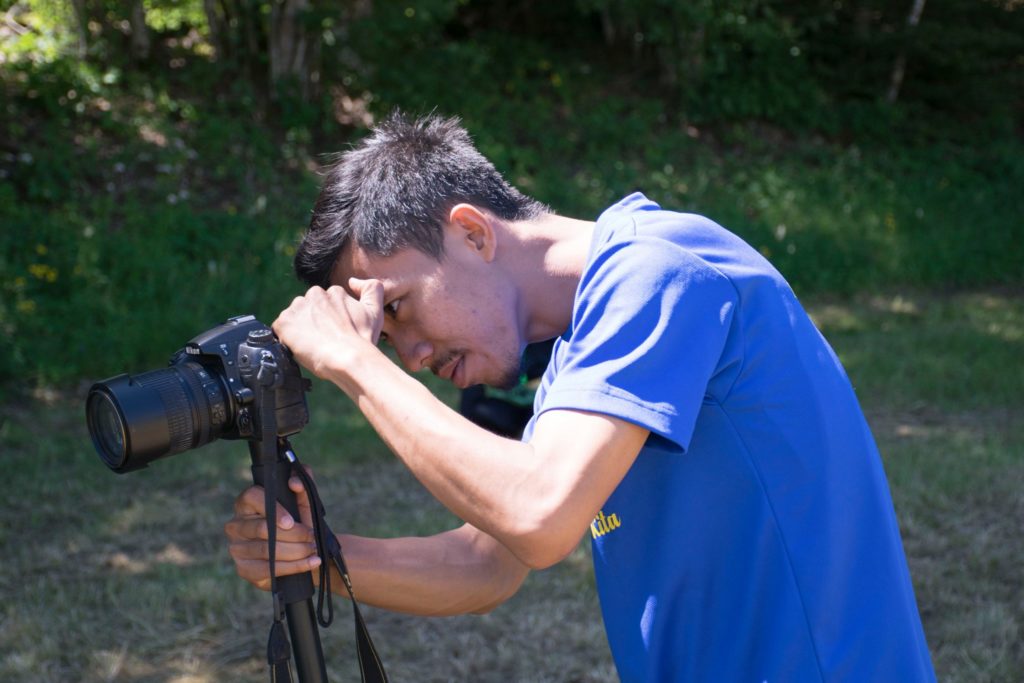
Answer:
[{"left": 331, "top": 232, "right": 524, "bottom": 390}]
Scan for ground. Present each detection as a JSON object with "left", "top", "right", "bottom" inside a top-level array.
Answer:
[{"left": 1, "top": 289, "right": 1021, "bottom": 682}]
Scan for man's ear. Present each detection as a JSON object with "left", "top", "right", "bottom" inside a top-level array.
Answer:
[{"left": 448, "top": 204, "right": 497, "bottom": 263}]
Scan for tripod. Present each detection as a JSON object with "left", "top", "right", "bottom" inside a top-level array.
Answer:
[
  {"left": 245, "top": 335, "right": 386, "bottom": 683},
  {"left": 250, "top": 437, "right": 329, "bottom": 683}
]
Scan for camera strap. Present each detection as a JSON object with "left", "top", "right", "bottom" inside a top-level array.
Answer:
[
  {"left": 259, "top": 396, "right": 293, "bottom": 683},
  {"left": 251, "top": 345, "right": 389, "bottom": 683},
  {"left": 285, "top": 448, "right": 389, "bottom": 683}
]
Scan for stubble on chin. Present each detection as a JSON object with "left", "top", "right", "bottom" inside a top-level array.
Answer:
[{"left": 490, "top": 352, "right": 524, "bottom": 390}]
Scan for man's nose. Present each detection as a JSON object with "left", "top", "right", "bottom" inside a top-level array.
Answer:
[{"left": 392, "top": 332, "right": 433, "bottom": 373}]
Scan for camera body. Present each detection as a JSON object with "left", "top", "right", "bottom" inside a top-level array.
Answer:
[{"left": 86, "top": 314, "right": 310, "bottom": 473}]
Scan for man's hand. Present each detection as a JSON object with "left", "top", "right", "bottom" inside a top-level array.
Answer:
[
  {"left": 272, "top": 280, "right": 384, "bottom": 379},
  {"left": 224, "top": 475, "right": 322, "bottom": 591}
]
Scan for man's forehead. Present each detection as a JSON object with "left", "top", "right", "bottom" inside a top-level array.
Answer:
[
  {"left": 329, "top": 243, "right": 420, "bottom": 296},
  {"left": 329, "top": 243, "right": 373, "bottom": 289}
]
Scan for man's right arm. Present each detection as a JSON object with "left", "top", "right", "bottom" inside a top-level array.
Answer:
[
  {"left": 224, "top": 481, "right": 530, "bottom": 617},
  {"left": 337, "top": 524, "right": 531, "bottom": 616}
]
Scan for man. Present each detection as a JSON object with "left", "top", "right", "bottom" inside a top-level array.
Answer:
[{"left": 225, "top": 113, "right": 936, "bottom": 681}]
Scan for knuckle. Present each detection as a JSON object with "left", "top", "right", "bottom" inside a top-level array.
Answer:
[{"left": 236, "top": 486, "right": 261, "bottom": 509}]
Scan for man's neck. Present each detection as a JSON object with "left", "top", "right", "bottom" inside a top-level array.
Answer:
[{"left": 502, "top": 213, "right": 595, "bottom": 344}]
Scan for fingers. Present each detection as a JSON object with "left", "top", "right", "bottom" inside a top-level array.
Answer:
[
  {"left": 225, "top": 483, "right": 322, "bottom": 592},
  {"left": 225, "top": 515, "right": 320, "bottom": 591},
  {"left": 224, "top": 516, "right": 314, "bottom": 544},
  {"left": 229, "top": 537, "right": 319, "bottom": 563},
  {"left": 229, "top": 485, "right": 317, "bottom": 546},
  {"left": 232, "top": 486, "right": 299, "bottom": 531},
  {"left": 233, "top": 556, "right": 322, "bottom": 592}
]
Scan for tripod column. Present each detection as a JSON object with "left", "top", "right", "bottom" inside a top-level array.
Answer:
[{"left": 251, "top": 451, "right": 329, "bottom": 683}]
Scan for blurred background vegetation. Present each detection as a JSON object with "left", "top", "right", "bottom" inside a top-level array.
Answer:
[{"left": 1, "top": 0, "right": 1021, "bottom": 384}]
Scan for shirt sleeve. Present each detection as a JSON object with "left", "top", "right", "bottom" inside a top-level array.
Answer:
[{"left": 538, "top": 234, "right": 739, "bottom": 451}]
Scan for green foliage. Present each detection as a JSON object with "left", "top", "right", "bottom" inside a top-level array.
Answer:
[
  {"left": 575, "top": 0, "right": 825, "bottom": 124},
  {"left": 1, "top": 54, "right": 317, "bottom": 383},
  {"left": 1, "top": 0, "right": 1022, "bottom": 384},
  {"left": 143, "top": 0, "right": 207, "bottom": 33},
  {"left": 0, "top": 0, "right": 80, "bottom": 63}
]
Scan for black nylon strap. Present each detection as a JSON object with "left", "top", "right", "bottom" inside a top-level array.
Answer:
[
  {"left": 267, "top": 620, "right": 293, "bottom": 683},
  {"left": 261, "top": 385, "right": 294, "bottom": 683},
  {"left": 287, "top": 447, "right": 389, "bottom": 683}
]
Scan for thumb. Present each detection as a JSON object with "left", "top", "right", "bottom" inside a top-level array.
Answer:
[
  {"left": 349, "top": 277, "right": 385, "bottom": 339},
  {"left": 289, "top": 474, "right": 314, "bottom": 528},
  {"left": 349, "top": 277, "right": 383, "bottom": 307}
]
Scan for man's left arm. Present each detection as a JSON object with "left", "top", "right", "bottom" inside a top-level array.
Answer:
[{"left": 324, "top": 338, "right": 648, "bottom": 570}]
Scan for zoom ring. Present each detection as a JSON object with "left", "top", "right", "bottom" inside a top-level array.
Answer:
[{"left": 136, "top": 368, "right": 195, "bottom": 454}]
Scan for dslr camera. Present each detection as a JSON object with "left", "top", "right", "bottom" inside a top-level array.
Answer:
[{"left": 86, "top": 314, "right": 310, "bottom": 472}]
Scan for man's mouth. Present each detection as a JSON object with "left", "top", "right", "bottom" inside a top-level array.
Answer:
[
  {"left": 434, "top": 352, "right": 461, "bottom": 382},
  {"left": 452, "top": 356, "right": 467, "bottom": 389},
  {"left": 431, "top": 351, "right": 471, "bottom": 388}
]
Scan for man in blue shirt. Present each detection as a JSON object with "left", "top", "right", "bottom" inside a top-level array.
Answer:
[{"left": 225, "top": 113, "right": 935, "bottom": 681}]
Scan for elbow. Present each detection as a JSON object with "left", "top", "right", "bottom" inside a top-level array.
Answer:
[
  {"left": 490, "top": 484, "right": 589, "bottom": 569},
  {"left": 471, "top": 559, "right": 530, "bottom": 615},
  {"left": 509, "top": 523, "right": 582, "bottom": 570},
  {"left": 519, "top": 542, "right": 576, "bottom": 571}
]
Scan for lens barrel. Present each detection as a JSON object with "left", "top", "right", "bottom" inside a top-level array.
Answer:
[{"left": 86, "top": 361, "right": 231, "bottom": 473}]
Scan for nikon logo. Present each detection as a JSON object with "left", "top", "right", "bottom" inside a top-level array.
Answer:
[{"left": 185, "top": 345, "right": 201, "bottom": 355}]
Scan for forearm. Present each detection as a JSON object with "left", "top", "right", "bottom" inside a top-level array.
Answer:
[
  {"left": 270, "top": 285, "right": 644, "bottom": 568},
  {"left": 323, "top": 345, "right": 578, "bottom": 566},
  {"left": 332, "top": 524, "right": 529, "bottom": 616}
]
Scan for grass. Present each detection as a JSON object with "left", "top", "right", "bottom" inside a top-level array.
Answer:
[
  {"left": 809, "top": 289, "right": 1024, "bottom": 683},
  {"left": 2, "top": 287, "right": 1022, "bottom": 682}
]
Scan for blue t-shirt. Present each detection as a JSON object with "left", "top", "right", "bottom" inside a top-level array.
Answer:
[{"left": 523, "top": 194, "right": 935, "bottom": 682}]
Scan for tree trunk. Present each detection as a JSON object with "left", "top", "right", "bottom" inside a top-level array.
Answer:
[
  {"left": 70, "top": 0, "right": 89, "bottom": 58},
  {"left": 204, "top": 0, "right": 228, "bottom": 59},
  {"left": 886, "top": 0, "right": 927, "bottom": 103},
  {"left": 128, "top": 0, "right": 151, "bottom": 61},
  {"left": 269, "top": 0, "right": 314, "bottom": 99},
  {"left": 599, "top": 5, "right": 615, "bottom": 46}
]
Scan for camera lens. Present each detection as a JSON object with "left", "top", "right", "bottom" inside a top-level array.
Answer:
[
  {"left": 87, "top": 391, "right": 127, "bottom": 469},
  {"left": 86, "top": 362, "right": 231, "bottom": 473}
]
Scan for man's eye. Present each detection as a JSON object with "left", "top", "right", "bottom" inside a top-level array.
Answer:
[{"left": 384, "top": 300, "right": 400, "bottom": 318}]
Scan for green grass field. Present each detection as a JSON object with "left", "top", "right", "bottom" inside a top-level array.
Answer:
[{"left": 2, "top": 288, "right": 1021, "bottom": 682}]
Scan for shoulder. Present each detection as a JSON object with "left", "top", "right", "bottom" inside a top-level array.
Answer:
[
  {"left": 579, "top": 228, "right": 737, "bottom": 309},
  {"left": 592, "top": 195, "right": 730, "bottom": 276}
]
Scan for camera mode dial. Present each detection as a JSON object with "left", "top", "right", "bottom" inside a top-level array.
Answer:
[{"left": 247, "top": 328, "right": 276, "bottom": 345}]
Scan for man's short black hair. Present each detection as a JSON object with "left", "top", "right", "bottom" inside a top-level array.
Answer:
[{"left": 294, "top": 111, "right": 549, "bottom": 288}]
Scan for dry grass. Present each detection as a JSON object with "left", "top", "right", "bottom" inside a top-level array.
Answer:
[{"left": 2, "top": 289, "right": 1022, "bottom": 682}]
